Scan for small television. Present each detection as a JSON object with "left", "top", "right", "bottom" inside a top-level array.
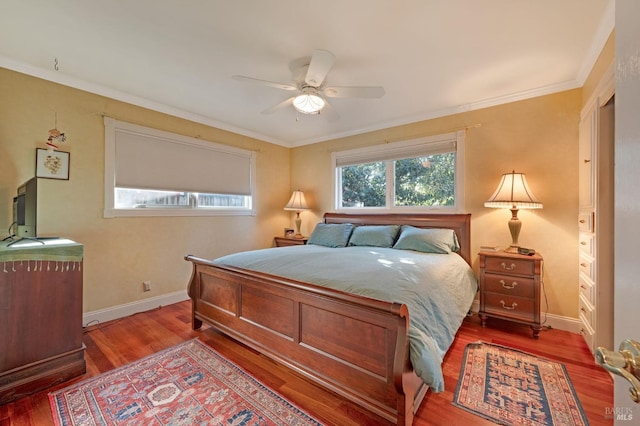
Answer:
[{"left": 13, "top": 177, "right": 38, "bottom": 238}]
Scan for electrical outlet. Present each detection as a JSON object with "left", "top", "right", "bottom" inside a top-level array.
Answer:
[{"left": 143, "top": 281, "right": 151, "bottom": 292}]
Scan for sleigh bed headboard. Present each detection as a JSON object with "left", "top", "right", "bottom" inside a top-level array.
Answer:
[{"left": 323, "top": 212, "right": 472, "bottom": 266}]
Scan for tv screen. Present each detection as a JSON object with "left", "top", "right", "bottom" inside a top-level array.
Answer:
[{"left": 14, "top": 177, "right": 37, "bottom": 238}]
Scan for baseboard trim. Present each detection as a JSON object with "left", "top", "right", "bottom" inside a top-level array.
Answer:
[
  {"left": 540, "top": 312, "right": 583, "bottom": 334},
  {"left": 82, "top": 290, "right": 189, "bottom": 328},
  {"left": 469, "top": 300, "right": 582, "bottom": 334}
]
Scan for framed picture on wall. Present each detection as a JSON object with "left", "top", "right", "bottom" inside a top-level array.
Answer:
[{"left": 36, "top": 148, "right": 70, "bottom": 180}]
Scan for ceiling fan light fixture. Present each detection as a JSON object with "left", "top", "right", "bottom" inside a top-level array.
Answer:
[{"left": 293, "top": 94, "right": 325, "bottom": 114}]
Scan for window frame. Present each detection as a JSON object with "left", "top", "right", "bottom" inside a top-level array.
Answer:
[
  {"left": 331, "top": 131, "right": 465, "bottom": 212},
  {"left": 104, "top": 117, "right": 256, "bottom": 218}
]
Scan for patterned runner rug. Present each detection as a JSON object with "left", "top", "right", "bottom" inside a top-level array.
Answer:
[
  {"left": 49, "top": 339, "right": 324, "bottom": 425},
  {"left": 453, "top": 342, "right": 589, "bottom": 426}
]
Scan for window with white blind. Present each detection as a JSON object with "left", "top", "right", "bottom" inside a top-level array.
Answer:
[
  {"left": 104, "top": 117, "right": 256, "bottom": 217},
  {"left": 332, "top": 131, "right": 465, "bottom": 212}
]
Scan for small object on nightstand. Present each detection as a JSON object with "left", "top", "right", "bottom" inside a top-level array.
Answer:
[
  {"left": 478, "top": 250, "right": 543, "bottom": 339},
  {"left": 274, "top": 236, "right": 308, "bottom": 247},
  {"left": 517, "top": 247, "right": 536, "bottom": 255}
]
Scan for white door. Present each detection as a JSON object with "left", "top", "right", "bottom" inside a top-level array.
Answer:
[{"left": 614, "top": 1, "right": 640, "bottom": 424}]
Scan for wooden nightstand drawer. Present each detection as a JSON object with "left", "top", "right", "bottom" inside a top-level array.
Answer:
[
  {"left": 483, "top": 293, "right": 535, "bottom": 322},
  {"left": 478, "top": 251, "right": 542, "bottom": 338},
  {"left": 484, "top": 256, "right": 535, "bottom": 276},
  {"left": 274, "top": 237, "right": 308, "bottom": 247},
  {"left": 483, "top": 273, "right": 535, "bottom": 298}
]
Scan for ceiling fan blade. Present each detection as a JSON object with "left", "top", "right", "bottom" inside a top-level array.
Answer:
[
  {"left": 319, "top": 100, "right": 339, "bottom": 122},
  {"left": 305, "top": 49, "right": 335, "bottom": 87},
  {"left": 323, "top": 86, "right": 385, "bottom": 98},
  {"left": 261, "top": 97, "right": 295, "bottom": 115},
  {"left": 232, "top": 75, "right": 297, "bottom": 91}
]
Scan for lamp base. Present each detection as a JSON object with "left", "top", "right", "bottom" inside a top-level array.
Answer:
[
  {"left": 294, "top": 215, "right": 303, "bottom": 239},
  {"left": 503, "top": 245, "right": 520, "bottom": 254}
]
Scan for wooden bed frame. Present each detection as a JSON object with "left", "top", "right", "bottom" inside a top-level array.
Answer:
[{"left": 185, "top": 213, "right": 471, "bottom": 426}]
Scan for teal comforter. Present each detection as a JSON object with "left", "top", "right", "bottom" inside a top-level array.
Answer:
[{"left": 214, "top": 245, "right": 477, "bottom": 392}]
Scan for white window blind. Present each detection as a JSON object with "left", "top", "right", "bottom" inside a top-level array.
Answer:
[
  {"left": 104, "top": 117, "right": 256, "bottom": 217},
  {"left": 111, "top": 120, "right": 253, "bottom": 195}
]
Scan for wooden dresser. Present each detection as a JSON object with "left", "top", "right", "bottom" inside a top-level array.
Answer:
[
  {"left": 0, "top": 239, "right": 85, "bottom": 404},
  {"left": 478, "top": 251, "right": 543, "bottom": 339}
]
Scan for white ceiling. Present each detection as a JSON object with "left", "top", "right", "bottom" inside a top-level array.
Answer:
[{"left": 1, "top": 0, "right": 613, "bottom": 147}]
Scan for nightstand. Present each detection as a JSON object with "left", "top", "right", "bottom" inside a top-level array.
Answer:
[
  {"left": 274, "top": 236, "right": 308, "bottom": 247},
  {"left": 478, "top": 251, "right": 543, "bottom": 338}
]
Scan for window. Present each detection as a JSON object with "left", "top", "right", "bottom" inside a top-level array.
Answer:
[
  {"left": 104, "top": 118, "right": 256, "bottom": 217},
  {"left": 332, "top": 131, "right": 465, "bottom": 211}
]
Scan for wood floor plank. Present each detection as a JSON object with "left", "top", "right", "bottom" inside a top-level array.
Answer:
[{"left": 0, "top": 301, "right": 613, "bottom": 425}]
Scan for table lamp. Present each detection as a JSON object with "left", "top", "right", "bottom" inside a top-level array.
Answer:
[
  {"left": 284, "top": 190, "right": 309, "bottom": 238},
  {"left": 485, "top": 171, "right": 542, "bottom": 253}
]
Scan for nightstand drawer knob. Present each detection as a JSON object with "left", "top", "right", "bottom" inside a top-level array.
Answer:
[
  {"left": 500, "top": 279, "right": 518, "bottom": 290},
  {"left": 500, "top": 262, "right": 517, "bottom": 271},
  {"left": 499, "top": 300, "right": 518, "bottom": 310}
]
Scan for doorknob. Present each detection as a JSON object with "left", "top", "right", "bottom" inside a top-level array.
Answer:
[{"left": 595, "top": 339, "right": 640, "bottom": 403}]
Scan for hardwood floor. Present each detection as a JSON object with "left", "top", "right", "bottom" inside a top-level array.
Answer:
[{"left": 0, "top": 301, "right": 613, "bottom": 425}]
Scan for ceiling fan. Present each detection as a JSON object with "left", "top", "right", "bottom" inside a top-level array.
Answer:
[{"left": 232, "top": 49, "right": 385, "bottom": 121}]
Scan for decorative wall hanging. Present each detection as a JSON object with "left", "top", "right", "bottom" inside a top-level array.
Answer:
[
  {"left": 46, "top": 128, "right": 66, "bottom": 150},
  {"left": 36, "top": 148, "right": 70, "bottom": 180},
  {"left": 45, "top": 112, "right": 67, "bottom": 151}
]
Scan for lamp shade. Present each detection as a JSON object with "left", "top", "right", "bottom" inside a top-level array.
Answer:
[
  {"left": 284, "top": 190, "right": 309, "bottom": 211},
  {"left": 484, "top": 171, "right": 542, "bottom": 209}
]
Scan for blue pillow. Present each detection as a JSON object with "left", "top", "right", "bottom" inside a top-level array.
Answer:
[
  {"left": 307, "top": 223, "right": 354, "bottom": 248},
  {"left": 393, "top": 225, "right": 460, "bottom": 254},
  {"left": 348, "top": 225, "right": 401, "bottom": 248}
]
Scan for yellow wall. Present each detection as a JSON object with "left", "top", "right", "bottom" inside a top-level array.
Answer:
[
  {"left": 292, "top": 90, "right": 582, "bottom": 318},
  {"left": 0, "top": 68, "right": 291, "bottom": 313}
]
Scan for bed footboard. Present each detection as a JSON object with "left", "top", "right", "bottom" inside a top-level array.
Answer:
[{"left": 185, "top": 254, "right": 423, "bottom": 426}]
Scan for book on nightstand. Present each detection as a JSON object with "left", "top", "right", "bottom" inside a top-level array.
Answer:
[{"left": 480, "top": 245, "right": 501, "bottom": 252}]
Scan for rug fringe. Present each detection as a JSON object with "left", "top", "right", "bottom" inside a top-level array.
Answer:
[{"left": 451, "top": 400, "right": 513, "bottom": 426}]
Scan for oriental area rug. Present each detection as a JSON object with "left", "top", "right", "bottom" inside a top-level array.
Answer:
[
  {"left": 49, "top": 339, "right": 324, "bottom": 426},
  {"left": 453, "top": 342, "right": 589, "bottom": 426}
]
